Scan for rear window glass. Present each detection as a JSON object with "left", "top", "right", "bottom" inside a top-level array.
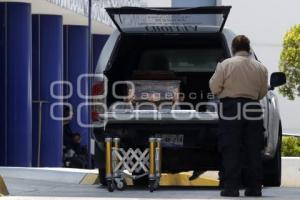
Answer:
[
  {"left": 139, "top": 48, "right": 224, "bottom": 72},
  {"left": 105, "top": 6, "right": 232, "bottom": 33},
  {"left": 113, "top": 14, "right": 223, "bottom": 33}
]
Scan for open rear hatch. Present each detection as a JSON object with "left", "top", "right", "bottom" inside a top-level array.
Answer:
[
  {"left": 100, "top": 6, "right": 228, "bottom": 124},
  {"left": 106, "top": 6, "right": 231, "bottom": 34}
]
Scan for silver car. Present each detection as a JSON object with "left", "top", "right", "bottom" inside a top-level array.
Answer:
[{"left": 92, "top": 6, "right": 286, "bottom": 187}]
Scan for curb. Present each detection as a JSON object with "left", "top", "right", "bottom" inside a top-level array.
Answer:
[
  {"left": 80, "top": 173, "right": 99, "bottom": 185},
  {"left": 0, "top": 175, "right": 9, "bottom": 196},
  {"left": 160, "top": 172, "right": 219, "bottom": 186},
  {"left": 0, "top": 167, "right": 89, "bottom": 184},
  {"left": 79, "top": 172, "right": 219, "bottom": 187}
]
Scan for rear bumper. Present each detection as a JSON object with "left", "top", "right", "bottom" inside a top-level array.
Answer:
[
  {"left": 106, "top": 122, "right": 217, "bottom": 142},
  {"left": 93, "top": 111, "right": 274, "bottom": 171},
  {"left": 100, "top": 111, "right": 219, "bottom": 124}
]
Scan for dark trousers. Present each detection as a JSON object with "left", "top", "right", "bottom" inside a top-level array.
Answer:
[{"left": 218, "top": 98, "right": 264, "bottom": 189}]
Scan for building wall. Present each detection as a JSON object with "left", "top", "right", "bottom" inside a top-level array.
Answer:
[{"left": 0, "top": 2, "right": 33, "bottom": 166}]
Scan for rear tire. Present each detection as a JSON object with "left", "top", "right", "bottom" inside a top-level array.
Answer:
[
  {"left": 263, "top": 123, "right": 282, "bottom": 187},
  {"left": 149, "top": 180, "right": 158, "bottom": 192}
]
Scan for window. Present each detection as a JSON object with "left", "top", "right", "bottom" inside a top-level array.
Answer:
[{"left": 139, "top": 48, "right": 224, "bottom": 72}]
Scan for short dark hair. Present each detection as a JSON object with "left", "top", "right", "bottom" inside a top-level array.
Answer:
[{"left": 231, "top": 35, "right": 250, "bottom": 54}]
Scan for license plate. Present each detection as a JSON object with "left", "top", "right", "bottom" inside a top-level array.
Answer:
[{"left": 155, "top": 134, "right": 184, "bottom": 146}]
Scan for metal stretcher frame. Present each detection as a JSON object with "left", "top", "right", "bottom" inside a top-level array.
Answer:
[{"left": 105, "top": 137, "right": 162, "bottom": 192}]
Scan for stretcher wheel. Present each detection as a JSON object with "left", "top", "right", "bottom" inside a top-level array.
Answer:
[
  {"left": 107, "top": 180, "right": 115, "bottom": 192},
  {"left": 149, "top": 180, "right": 158, "bottom": 192},
  {"left": 116, "top": 179, "right": 127, "bottom": 191}
]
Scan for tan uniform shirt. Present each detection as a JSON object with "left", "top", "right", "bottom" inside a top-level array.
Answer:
[{"left": 209, "top": 51, "right": 268, "bottom": 100}]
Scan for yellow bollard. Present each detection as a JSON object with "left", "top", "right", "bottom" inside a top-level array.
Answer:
[
  {"left": 149, "top": 138, "right": 156, "bottom": 179},
  {"left": 105, "top": 138, "right": 113, "bottom": 179},
  {"left": 0, "top": 175, "right": 9, "bottom": 196}
]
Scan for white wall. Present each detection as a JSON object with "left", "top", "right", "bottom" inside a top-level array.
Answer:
[{"left": 222, "top": 0, "right": 300, "bottom": 134}]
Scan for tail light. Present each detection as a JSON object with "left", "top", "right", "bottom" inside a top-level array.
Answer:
[{"left": 92, "top": 81, "right": 105, "bottom": 121}]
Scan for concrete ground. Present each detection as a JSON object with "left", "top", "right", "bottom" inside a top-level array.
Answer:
[
  {"left": 1, "top": 176, "right": 300, "bottom": 200},
  {"left": 1, "top": 160, "right": 300, "bottom": 200}
]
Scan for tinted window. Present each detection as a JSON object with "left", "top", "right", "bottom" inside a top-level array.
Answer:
[{"left": 139, "top": 48, "right": 224, "bottom": 72}]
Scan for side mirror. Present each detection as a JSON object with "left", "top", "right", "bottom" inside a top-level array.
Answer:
[{"left": 270, "top": 72, "right": 286, "bottom": 90}]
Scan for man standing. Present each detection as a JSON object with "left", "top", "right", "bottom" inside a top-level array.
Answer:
[{"left": 209, "top": 35, "right": 268, "bottom": 197}]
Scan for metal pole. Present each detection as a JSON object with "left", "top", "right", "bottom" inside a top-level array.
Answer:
[
  {"left": 113, "top": 138, "right": 120, "bottom": 177},
  {"left": 87, "top": 0, "right": 92, "bottom": 169},
  {"left": 32, "top": 100, "right": 47, "bottom": 167},
  {"left": 155, "top": 138, "right": 161, "bottom": 177},
  {"left": 149, "top": 138, "right": 156, "bottom": 180},
  {"left": 37, "top": 102, "right": 42, "bottom": 167}
]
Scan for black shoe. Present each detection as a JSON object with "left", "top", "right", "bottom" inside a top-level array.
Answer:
[
  {"left": 219, "top": 179, "right": 224, "bottom": 188},
  {"left": 220, "top": 189, "right": 240, "bottom": 197},
  {"left": 244, "top": 187, "right": 262, "bottom": 197}
]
